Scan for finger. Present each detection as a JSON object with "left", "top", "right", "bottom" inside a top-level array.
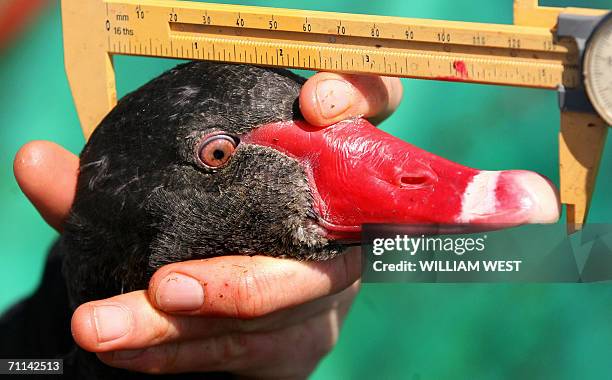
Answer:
[
  {"left": 299, "top": 72, "right": 403, "bottom": 127},
  {"left": 71, "top": 281, "right": 360, "bottom": 353},
  {"left": 96, "top": 293, "right": 357, "bottom": 376},
  {"left": 148, "top": 249, "right": 361, "bottom": 318},
  {"left": 97, "top": 311, "right": 335, "bottom": 376},
  {"left": 13, "top": 140, "right": 79, "bottom": 231}
]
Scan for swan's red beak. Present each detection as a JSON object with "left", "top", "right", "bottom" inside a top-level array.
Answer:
[{"left": 243, "top": 118, "right": 560, "bottom": 238}]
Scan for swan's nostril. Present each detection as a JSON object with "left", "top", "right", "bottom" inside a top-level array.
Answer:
[{"left": 399, "top": 175, "right": 431, "bottom": 188}]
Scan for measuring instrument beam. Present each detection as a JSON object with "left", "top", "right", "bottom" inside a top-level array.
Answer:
[{"left": 102, "top": 0, "right": 589, "bottom": 91}]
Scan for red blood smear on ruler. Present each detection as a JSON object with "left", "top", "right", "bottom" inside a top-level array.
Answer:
[
  {"left": 435, "top": 76, "right": 464, "bottom": 82},
  {"left": 453, "top": 60, "right": 469, "bottom": 78},
  {"left": 435, "top": 60, "right": 470, "bottom": 82}
]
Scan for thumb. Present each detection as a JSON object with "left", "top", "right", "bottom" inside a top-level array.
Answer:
[{"left": 13, "top": 140, "right": 79, "bottom": 231}]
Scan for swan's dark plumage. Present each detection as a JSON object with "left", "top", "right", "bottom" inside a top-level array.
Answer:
[{"left": 62, "top": 62, "right": 345, "bottom": 310}]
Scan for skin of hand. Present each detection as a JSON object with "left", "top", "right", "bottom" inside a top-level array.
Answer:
[{"left": 13, "top": 73, "right": 403, "bottom": 378}]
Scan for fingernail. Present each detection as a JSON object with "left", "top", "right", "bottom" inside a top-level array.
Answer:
[
  {"left": 156, "top": 272, "right": 204, "bottom": 312},
  {"left": 112, "top": 349, "right": 145, "bottom": 361},
  {"left": 93, "top": 304, "right": 132, "bottom": 343},
  {"left": 316, "top": 79, "right": 353, "bottom": 119}
]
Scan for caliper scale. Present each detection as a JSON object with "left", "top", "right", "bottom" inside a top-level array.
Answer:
[
  {"left": 61, "top": 0, "right": 611, "bottom": 232},
  {"left": 583, "top": 13, "right": 612, "bottom": 126}
]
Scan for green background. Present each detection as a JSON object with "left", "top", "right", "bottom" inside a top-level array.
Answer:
[{"left": 1, "top": 0, "right": 611, "bottom": 378}]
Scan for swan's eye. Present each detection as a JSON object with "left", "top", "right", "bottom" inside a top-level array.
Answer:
[{"left": 197, "top": 134, "right": 238, "bottom": 168}]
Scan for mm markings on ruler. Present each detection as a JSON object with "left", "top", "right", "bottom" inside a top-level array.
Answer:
[{"left": 102, "top": 1, "right": 580, "bottom": 89}]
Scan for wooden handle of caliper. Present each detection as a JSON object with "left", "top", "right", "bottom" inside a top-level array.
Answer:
[{"left": 559, "top": 111, "right": 609, "bottom": 233}]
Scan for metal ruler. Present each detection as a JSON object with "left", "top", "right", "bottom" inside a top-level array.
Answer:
[{"left": 61, "top": 0, "right": 611, "bottom": 232}]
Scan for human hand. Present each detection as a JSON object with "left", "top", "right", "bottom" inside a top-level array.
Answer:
[{"left": 13, "top": 73, "right": 403, "bottom": 378}]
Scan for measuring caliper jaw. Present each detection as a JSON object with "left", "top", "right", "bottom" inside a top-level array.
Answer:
[{"left": 556, "top": 11, "right": 611, "bottom": 233}]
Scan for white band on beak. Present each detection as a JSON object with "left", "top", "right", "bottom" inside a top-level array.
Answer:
[{"left": 459, "top": 171, "right": 500, "bottom": 223}]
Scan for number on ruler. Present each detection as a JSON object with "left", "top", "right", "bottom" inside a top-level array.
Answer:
[
  {"left": 437, "top": 32, "right": 451, "bottom": 42},
  {"left": 269, "top": 20, "right": 278, "bottom": 29},
  {"left": 473, "top": 35, "right": 486, "bottom": 45},
  {"left": 236, "top": 17, "right": 245, "bottom": 27},
  {"left": 169, "top": 12, "right": 177, "bottom": 22},
  {"left": 508, "top": 38, "right": 521, "bottom": 49},
  {"left": 135, "top": 6, "right": 144, "bottom": 19}
]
